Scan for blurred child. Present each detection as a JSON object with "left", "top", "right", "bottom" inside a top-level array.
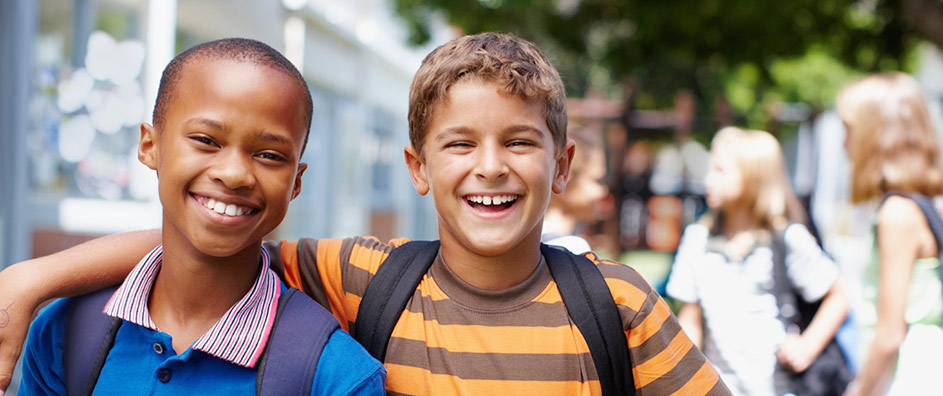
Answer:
[
  {"left": 667, "top": 127, "right": 849, "bottom": 396},
  {"left": 542, "top": 126, "right": 609, "bottom": 253},
  {"left": 837, "top": 72, "right": 943, "bottom": 396}
]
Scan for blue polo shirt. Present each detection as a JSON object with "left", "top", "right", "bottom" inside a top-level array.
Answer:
[{"left": 19, "top": 245, "right": 385, "bottom": 395}]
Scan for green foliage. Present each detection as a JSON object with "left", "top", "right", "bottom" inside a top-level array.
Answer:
[{"left": 391, "top": 0, "right": 928, "bottom": 131}]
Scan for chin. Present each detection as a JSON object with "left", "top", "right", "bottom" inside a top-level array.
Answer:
[
  {"left": 466, "top": 235, "right": 525, "bottom": 257},
  {"left": 194, "top": 239, "right": 251, "bottom": 258}
]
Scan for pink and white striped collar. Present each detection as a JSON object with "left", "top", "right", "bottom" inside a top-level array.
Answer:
[{"left": 103, "top": 245, "right": 281, "bottom": 368}]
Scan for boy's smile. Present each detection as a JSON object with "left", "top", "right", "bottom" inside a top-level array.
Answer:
[
  {"left": 406, "top": 80, "right": 572, "bottom": 263},
  {"left": 138, "top": 58, "right": 308, "bottom": 260}
]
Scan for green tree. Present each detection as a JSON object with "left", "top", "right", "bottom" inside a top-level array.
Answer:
[{"left": 392, "top": 0, "right": 940, "bottom": 128}]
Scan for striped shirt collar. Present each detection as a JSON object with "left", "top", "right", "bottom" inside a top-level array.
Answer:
[{"left": 103, "top": 244, "right": 281, "bottom": 368}]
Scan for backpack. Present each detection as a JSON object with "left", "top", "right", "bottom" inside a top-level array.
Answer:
[
  {"left": 769, "top": 227, "right": 853, "bottom": 396},
  {"left": 63, "top": 287, "right": 339, "bottom": 396},
  {"left": 353, "top": 240, "right": 636, "bottom": 396}
]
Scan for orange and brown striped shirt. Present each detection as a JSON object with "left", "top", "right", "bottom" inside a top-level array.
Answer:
[{"left": 265, "top": 237, "right": 730, "bottom": 396}]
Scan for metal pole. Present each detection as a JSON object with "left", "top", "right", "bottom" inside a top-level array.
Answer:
[{"left": 0, "top": 0, "right": 38, "bottom": 267}]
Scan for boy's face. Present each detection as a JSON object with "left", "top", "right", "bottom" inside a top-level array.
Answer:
[
  {"left": 405, "top": 80, "right": 574, "bottom": 258},
  {"left": 138, "top": 58, "right": 308, "bottom": 258}
]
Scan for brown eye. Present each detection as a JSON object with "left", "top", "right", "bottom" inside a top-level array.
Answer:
[
  {"left": 191, "top": 136, "right": 218, "bottom": 147},
  {"left": 258, "top": 152, "right": 287, "bottom": 162}
]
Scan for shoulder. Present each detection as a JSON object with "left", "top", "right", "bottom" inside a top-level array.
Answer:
[
  {"left": 682, "top": 223, "right": 710, "bottom": 238},
  {"left": 783, "top": 223, "right": 819, "bottom": 248},
  {"left": 28, "top": 297, "right": 71, "bottom": 343},
  {"left": 678, "top": 224, "right": 710, "bottom": 248},
  {"left": 544, "top": 234, "right": 593, "bottom": 254},
  {"left": 271, "top": 236, "right": 411, "bottom": 257},
  {"left": 20, "top": 298, "right": 72, "bottom": 394},
  {"left": 312, "top": 329, "right": 386, "bottom": 396},
  {"left": 583, "top": 253, "right": 657, "bottom": 313},
  {"left": 877, "top": 195, "right": 926, "bottom": 230}
]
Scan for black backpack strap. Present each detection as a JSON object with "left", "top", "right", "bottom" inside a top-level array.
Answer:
[
  {"left": 770, "top": 228, "right": 803, "bottom": 331},
  {"left": 64, "top": 285, "right": 122, "bottom": 396},
  {"left": 354, "top": 240, "right": 440, "bottom": 361},
  {"left": 256, "top": 288, "right": 340, "bottom": 396},
  {"left": 541, "top": 244, "right": 635, "bottom": 396}
]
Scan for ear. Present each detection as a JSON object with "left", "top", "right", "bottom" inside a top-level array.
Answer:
[
  {"left": 138, "top": 123, "right": 159, "bottom": 170},
  {"left": 404, "top": 145, "right": 430, "bottom": 196},
  {"left": 552, "top": 139, "right": 576, "bottom": 194},
  {"left": 291, "top": 162, "right": 307, "bottom": 200}
]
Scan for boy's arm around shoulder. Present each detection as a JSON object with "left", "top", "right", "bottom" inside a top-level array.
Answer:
[
  {"left": 0, "top": 229, "right": 160, "bottom": 394},
  {"left": 309, "top": 328, "right": 386, "bottom": 396},
  {"left": 592, "top": 256, "right": 731, "bottom": 395},
  {"left": 264, "top": 236, "right": 411, "bottom": 315}
]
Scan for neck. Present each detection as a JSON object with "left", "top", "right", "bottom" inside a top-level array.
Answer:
[
  {"left": 542, "top": 206, "right": 577, "bottom": 237},
  {"left": 721, "top": 207, "right": 757, "bottom": 237},
  {"left": 437, "top": 229, "right": 543, "bottom": 291},
  {"left": 148, "top": 230, "right": 261, "bottom": 352}
]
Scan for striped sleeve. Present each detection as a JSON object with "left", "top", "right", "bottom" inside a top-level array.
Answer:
[
  {"left": 271, "top": 236, "right": 410, "bottom": 331},
  {"left": 592, "top": 255, "right": 731, "bottom": 396}
]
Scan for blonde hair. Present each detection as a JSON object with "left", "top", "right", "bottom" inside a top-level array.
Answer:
[
  {"left": 837, "top": 72, "right": 943, "bottom": 202},
  {"left": 708, "top": 127, "right": 807, "bottom": 232}
]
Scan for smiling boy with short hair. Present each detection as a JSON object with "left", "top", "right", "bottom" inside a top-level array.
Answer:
[{"left": 15, "top": 38, "right": 384, "bottom": 396}]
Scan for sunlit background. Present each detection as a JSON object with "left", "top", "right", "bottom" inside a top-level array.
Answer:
[{"left": 2, "top": 0, "right": 943, "bottom": 391}]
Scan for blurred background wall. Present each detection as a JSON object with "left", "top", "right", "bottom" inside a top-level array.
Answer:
[
  {"left": 3, "top": 0, "right": 943, "bottom": 392},
  {"left": 1, "top": 0, "right": 458, "bottom": 270}
]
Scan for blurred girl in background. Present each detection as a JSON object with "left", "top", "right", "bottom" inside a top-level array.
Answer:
[
  {"left": 542, "top": 126, "right": 610, "bottom": 254},
  {"left": 667, "top": 127, "right": 849, "bottom": 396},
  {"left": 838, "top": 72, "right": 943, "bottom": 396}
]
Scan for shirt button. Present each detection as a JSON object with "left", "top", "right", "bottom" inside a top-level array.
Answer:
[
  {"left": 153, "top": 342, "right": 165, "bottom": 355},
  {"left": 157, "top": 369, "right": 172, "bottom": 383}
]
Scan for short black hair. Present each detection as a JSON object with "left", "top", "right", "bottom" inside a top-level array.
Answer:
[{"left": 152, "top": 38, "right": 313, "bottom": 155}]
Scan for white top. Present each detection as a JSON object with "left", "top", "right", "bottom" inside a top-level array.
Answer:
[
  {"left": 542, "top": 234, "right": 593, "bottom": 254},
  {"left": 666, "top": 223, "right": 840, "bottom": 396}
]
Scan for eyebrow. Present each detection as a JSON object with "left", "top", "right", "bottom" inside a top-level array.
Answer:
[
  {"left": 185, "top": 117, "right": 296, "bottom": 148},
  {"left": 433, "top": 124, "right": 546, "bottom": 142},
  {"left": 433, "top": 127, "right": 472, "bottom": 143},
  {"left": 185, "top": 117, "right": 225, "bottom": 130},
  {"left": 254, "top": 131, "right": 295, "bottom": 148}
]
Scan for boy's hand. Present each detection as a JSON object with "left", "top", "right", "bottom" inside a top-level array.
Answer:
[
  {"left": 776, "top": 333, "right": 818, "bottom": 373},
  {"left": 0, "top": 263, "right": 42, "bottom": 394}
]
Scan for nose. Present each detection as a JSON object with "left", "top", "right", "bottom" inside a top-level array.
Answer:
[
  {"left": 207, "top": 149, "right": 257, "bottom": 190},
  {"left": 475, "top": 143, "right": 509, "bottom": 181}
]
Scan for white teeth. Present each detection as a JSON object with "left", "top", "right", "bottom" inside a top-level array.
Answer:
[
  {"left": 467, "top": 195, "right": 517, "bottom": 206},
  {"left": 202, "top": 196, "right": 250, "bottom": 217}
]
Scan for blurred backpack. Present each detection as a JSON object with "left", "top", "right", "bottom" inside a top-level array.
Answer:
[{"left": 770, "top": 229, "right": 853, "bottom": 396}]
